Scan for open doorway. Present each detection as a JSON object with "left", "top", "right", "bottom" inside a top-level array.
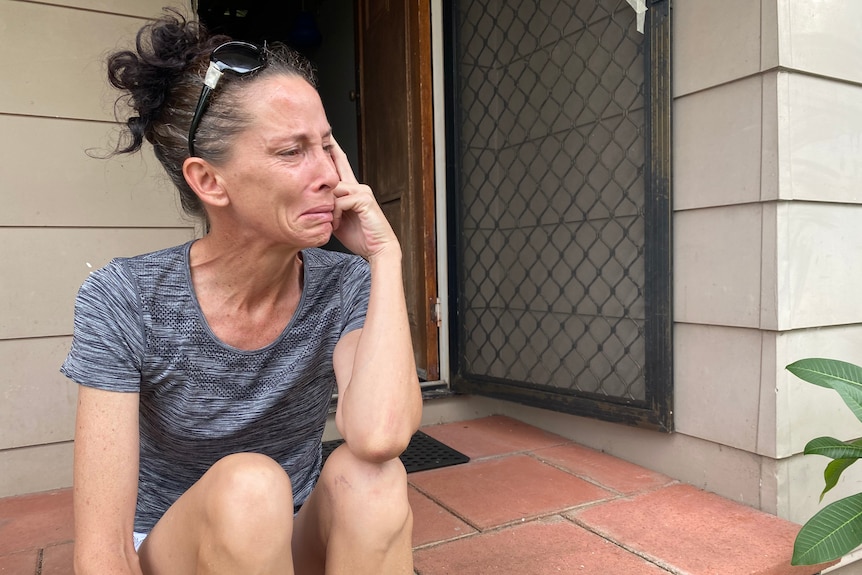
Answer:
[{"left": 195, "top": 0, "right": 441, "bottom": 382}]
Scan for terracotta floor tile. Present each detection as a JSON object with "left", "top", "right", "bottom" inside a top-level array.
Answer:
[
  {"left": 41, "top": 542, "right": 74, "bottom": 575},
  {"left": 420, "top": 416, "right": 568, "bottom": 459},
  {"left": 414, "top": 516, "right": 671, "bottom": 575},
  {"left": 410, "top": 455, "right": 612, "bottom": 530},
  {"left": 0, "top": 549, "right": 38, "bottom": 575},
  {"left": 532, "top": 443, "right": 673, "bottom": 494},
  {"left": 0, "top": 489, "right": 73, "bottom": 554},
  {"left": 409, "top": 486, "right": 476, "bottom": 547},
  {"left": 570, "top": 483, "right": 833, "bottom": 575}
]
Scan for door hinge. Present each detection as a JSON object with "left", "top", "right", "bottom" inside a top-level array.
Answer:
[{"left": 430, "top": 297, "right": 442, "bottom": 327}]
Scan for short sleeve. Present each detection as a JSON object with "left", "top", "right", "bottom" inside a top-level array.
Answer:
[
  {"left": 339, "top": 256, "right": 372, "bottom": 336},
  {"left": 60, "top": 260, "right": 146, "bottom": 392}
]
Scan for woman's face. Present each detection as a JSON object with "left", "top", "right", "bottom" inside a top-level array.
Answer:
[{"left": 214, "top": 74, "right": 341, "bottom": 249}]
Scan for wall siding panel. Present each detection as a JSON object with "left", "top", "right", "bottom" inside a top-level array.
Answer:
[
  {"left": 0, "top": 337, "right": 77, "bottom": 450},
  {"left": 0, "top": 442, "right": 74, "bottom": 498},
  {"left": 0, "top": 115, "right": 187, "bottom": 227},
  {"left": 0, "top": 227, "right": 195, "bottom": 340},
  {"left": 0, "top": 1, "right": 194, "bottom": 495},
  {"left": 0, "top": 2, "right": 151, "bottom": 120},
  {"left": 15, "top": 0, "right": 183, "bottom": 19}
]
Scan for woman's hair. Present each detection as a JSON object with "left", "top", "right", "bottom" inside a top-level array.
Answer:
[{"left": 106, "top": 9, "right": 317, "bottom": 221}]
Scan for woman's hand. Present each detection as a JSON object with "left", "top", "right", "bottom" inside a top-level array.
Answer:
[{"left": 329, "top": 137, "right": 400, "bottom": 261}]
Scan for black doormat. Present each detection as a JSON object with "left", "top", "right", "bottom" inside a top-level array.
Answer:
[{"left": 322, "top": 430, "right": 470, "bottom": 473}]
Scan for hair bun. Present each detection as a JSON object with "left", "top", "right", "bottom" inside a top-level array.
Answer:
[{"left": 107, "top": 9, "right": 222, "bottom": 153}]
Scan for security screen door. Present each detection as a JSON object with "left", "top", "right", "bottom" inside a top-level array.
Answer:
[{"left": 449, "top": 0, "right": 672, "bottom": 430}]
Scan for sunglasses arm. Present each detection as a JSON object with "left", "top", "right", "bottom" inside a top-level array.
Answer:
[
  {"left": 204, "top": 61, "right": 224, "bottom": 89},
  {"left": 188, "top": 63, "right": 225, "bottom": 157}
]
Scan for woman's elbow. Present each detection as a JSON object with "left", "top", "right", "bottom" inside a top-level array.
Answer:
[{"left": 347, "top": 424, "right": 416, "bottom": 464}]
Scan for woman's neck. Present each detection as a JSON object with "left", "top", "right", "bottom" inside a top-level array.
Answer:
[{"left": 188, "top": 235, "right": 305, "bottom": 350}]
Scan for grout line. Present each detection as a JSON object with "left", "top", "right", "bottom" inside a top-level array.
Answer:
[
  {"left": 524, "top": 449, "right": 680, "bottom": 499},
  {"left": 407, "top": 482, "right": 482, "bottom": 533},
  {"left": 562, "top": 515, "right": 684, "bottom": 574},
  {"left": 412, "top": 530, "right": 481, "bottom": 551},
  {"left": 444, "top": 440, "right": 573, "bottom": 463},
  {"left": 524, "top": 451, "right": 627, "bottom": 496},
  {"left": 412, "top": 514, "right": 558, "bottom": 552}
]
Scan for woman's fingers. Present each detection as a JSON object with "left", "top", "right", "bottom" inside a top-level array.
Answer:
[
  {"left": 331, "top": 183, "right": 398, "bottom": 259},
  {"left": 331, "top": 182, "right": 373, "bottom": 230},
  {"left": 330, "top": 136, "right": 358, "bottom": 185},
  {"left": 327, "top": 136, "right": 400, "bottom": 258}
]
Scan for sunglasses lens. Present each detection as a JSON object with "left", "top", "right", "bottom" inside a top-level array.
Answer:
[
  {"left": 189, "top": 41, "right": 267, "bottom": 157},
  {"left": 213, "top": 43, "right": 266, "bottom": 74}
]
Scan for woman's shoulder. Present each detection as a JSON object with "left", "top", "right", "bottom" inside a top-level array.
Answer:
[
  {"left": 82, "top": 241, "right": 192, "bottom": 300},
  {"left": 121, "top": 241, "right": 191, "bottom": 269}
]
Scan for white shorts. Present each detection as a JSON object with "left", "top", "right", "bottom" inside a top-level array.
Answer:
[{"left": 133, "top": 531, "right": 148, "bottom": 552}]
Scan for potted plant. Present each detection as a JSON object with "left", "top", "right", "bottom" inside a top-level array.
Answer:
[{"left": 786, "top": 358, "right": 862, "bottom": 565}]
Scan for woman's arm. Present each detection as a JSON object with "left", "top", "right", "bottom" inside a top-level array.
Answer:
[
  {"left": 329, "top": 139, "right": 422, "bottom": 463},
  {"left": 73, "top": 386, "right": 143, "bottom": 575}
]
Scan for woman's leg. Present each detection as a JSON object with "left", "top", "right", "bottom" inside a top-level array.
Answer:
[
  {"left": 138, "top": 452, "right": 296, "bottom": 575},
  {"left": 292, "top": 444, "right": 414, "bottom": 575}
]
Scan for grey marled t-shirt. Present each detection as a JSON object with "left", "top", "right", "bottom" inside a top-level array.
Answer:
[{"left": 61, "top": 242, "right": 370, "bottom": 533}]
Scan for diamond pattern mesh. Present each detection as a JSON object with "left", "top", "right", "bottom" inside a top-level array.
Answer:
[{"left": 455, "top": 0, "right": 647, "bottom": 401}]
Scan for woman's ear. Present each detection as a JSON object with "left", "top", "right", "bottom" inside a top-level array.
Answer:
[{"left": 183, "top": 157, "right": 229, "bottom": 208}]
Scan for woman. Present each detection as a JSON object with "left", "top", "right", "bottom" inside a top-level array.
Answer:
[{"left": 61, "top": 11, "right": 422, "bottom": 575}]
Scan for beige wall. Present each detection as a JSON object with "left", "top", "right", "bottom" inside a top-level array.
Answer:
[
  {"left": 0, "top": 0, "right": 193, "bottom": 497},
  {"left": 672, "top": 0, "right": 862, "bottom": 523}
]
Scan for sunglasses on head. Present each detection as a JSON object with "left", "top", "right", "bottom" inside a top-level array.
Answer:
[{"left": 188, "top": 41, "right": 268, "bottom": 157}]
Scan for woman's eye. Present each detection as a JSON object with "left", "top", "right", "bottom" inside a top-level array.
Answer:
[{"left": 280, "top": 148, "right": 301, "bottom": 157}]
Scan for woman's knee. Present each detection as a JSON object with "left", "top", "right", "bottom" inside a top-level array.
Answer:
[
  {"left": 319, "top": 445, "right": 411, "bottom": 523},
  {"left": 203, "top": 453, "right": 295, "bottom": 539}
]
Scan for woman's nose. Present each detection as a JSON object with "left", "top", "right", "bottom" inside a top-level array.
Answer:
[{"left": 312, "top": 147, "right": 339, "bottom": 189}]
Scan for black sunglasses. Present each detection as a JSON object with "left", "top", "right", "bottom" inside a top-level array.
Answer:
[{"left": 188, "top": 41, "right": 268, "bottom": 157}]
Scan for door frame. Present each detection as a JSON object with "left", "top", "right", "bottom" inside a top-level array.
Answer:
[{"left": 429, "top": 0, "right": 451, "bottom": 386}]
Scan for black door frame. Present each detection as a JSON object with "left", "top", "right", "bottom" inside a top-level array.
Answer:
[{"left": 444, "top": 0, "right": 673, "bottom": 432}]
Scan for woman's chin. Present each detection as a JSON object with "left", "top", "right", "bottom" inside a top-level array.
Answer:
[{"left": 309, "top": 229, "right": 336, "bottom": 249}]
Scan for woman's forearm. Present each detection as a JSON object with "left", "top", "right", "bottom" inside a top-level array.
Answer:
[
  {"left": 73, "top": 386, "right": 143, "bottom": 575},
  {"left": 74, "top": 547, "right": 142, "bottom": 575},
  {"left": 338, "top": 247, "right": 422, "bottom": 462}
]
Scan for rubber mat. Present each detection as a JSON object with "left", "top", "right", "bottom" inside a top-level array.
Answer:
[{"left": 322, "top": 430, "right": 470, "bottom": 473}]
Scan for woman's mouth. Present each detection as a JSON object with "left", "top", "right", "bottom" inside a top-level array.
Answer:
[{"left": 301, "top": 205, "right": 334, "bottom": 223}]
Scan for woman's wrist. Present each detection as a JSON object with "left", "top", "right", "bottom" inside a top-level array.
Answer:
[{"left": 366, "top": 242, "right": 403, "bottom": 267}]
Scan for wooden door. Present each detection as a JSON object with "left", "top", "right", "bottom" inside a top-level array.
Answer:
[{"left": 356, "top": 0, "right": 438, "bottom": 380}]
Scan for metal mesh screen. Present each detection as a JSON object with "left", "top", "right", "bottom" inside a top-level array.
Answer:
[{"left": 455, "top": 0, "right": 647, "bottom": 402}]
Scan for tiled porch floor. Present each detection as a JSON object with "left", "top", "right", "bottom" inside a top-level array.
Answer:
[{"left": 0, "top": 415, "right": 837, "bottom": 574}]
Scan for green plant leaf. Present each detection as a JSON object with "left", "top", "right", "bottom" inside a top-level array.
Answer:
[
  {"left": 805, "top": 437, "right": 862, "bottom": 460},
  {"left": 792, "top": 492, "right": 862, "bottom": 565},
  {"left": 787, "top": 359, "right": 862, "bottom": 423},
  {"left": 831, "top": 379, "right": 862, "bottom": 424},
  {"left": 787, "top": 358, "right": 862, "bottom": 390},
  {"left": 823, "top": 458, "right": 858, "bottom": 501}
]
